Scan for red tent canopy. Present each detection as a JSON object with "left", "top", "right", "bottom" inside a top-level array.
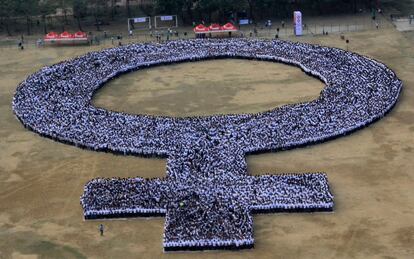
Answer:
[
  {"left": 44, "top": 31, "right": 59, "bottom": 40},
  {"left": 209, "top": 23, "right": 222, "bottom": 31},
  {"left": 44, "top": 31, "right": 88, "bottom": 44},
  {"left": 221, "top": 22, "right": 238, "bottom": 32},
  {"left": 59, "top": 31, "right": 73, "bottom": 39},
  {"left": 193, "top": 23, "right": 239, "bottom": 36},
  {"left": 193, "top": 24, "right": 210, "bottom": 33},
  {"left": 74, "top": 31, "right": 87, "bottom": 39}
]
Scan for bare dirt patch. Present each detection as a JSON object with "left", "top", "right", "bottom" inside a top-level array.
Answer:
[{"left": 93, "top": 59, "right": 324, "bottom": 117}]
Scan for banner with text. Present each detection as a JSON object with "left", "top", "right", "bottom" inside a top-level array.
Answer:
[
  {"left": 134, "top": 17, "right": 147, "bottom": 23},
  {"left": 294, "top": 11, "right": 303, "bottom": 36},
  {"left": 160, "top": 16, "right": 174, "bottom": 21}
]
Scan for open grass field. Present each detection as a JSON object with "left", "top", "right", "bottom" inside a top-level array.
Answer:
[{"left": 0, "top": 28, "right": 413, "bottom": 259}]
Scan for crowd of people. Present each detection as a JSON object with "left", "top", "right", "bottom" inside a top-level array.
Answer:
[
  {"left": 13, "top": 38, "right": 402, "bottom": 250},
  {"left": 81, "top": 173, "right": 333, "bottom": 250}
]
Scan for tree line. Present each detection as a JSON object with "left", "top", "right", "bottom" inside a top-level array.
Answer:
[
  {"left": 0, "top": 0, "right": 379, "bottom": 36},
  {"left": 155, "top": 0, "right": 378, "bottom": 24},
  {"left": 0, "top": 0, "right": 115, "bottom": 35}
]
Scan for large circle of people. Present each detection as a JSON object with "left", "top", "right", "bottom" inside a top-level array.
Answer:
[{"left": 12, "top": 38, "right": 402, "bottom": 251}]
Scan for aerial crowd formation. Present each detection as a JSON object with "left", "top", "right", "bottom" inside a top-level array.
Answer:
[
  {"left": 81, "top": 173, "right": 334, "bottom": 250},
  {"left": 13, "top": 38, "right": 402, "bottom": 251}
]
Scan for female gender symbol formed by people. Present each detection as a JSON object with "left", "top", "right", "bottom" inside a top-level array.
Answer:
[{"left": 13, "top": 39, "right": 402, "bottom": 251}]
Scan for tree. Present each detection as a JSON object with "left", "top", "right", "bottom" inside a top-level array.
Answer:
[
  {"left": 181, "top": 0, "right": 195, "bottom": 24},
  {"left": 139, "top": 1, "right": 154, "bottom": 17},
  {"left": 73, "top": 0, "right": 87, "bottom": 31},
  {"left": 109, "top": 0, "right": 116, "bottom": 20},
  {"left": 57, "top": 0, "right": 72, "bottom": 31},
  {"left": 39, "top": 0, "right": 57, "bottom": 34},
  {"left": 195, "top": 0, "right": 220, "bottom": 22},
  {"left": 126, "top": 0, "right": 131, "bottom": 17},
  {"left": 0, "top": 0, "right": 16, "bottom": 36},
  {"left": 246, "top": 0, "right": 255, "bottom": 22},
  {"left": 91, "top": 0, "right": 107, "bottom": 31},
  {"left": 15, "top": 0, "right": 38, "bottom": 35}
]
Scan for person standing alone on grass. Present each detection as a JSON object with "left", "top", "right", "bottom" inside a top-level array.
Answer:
[{"left": 99, "top": 224, "right": 104, "bottom": 236}]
